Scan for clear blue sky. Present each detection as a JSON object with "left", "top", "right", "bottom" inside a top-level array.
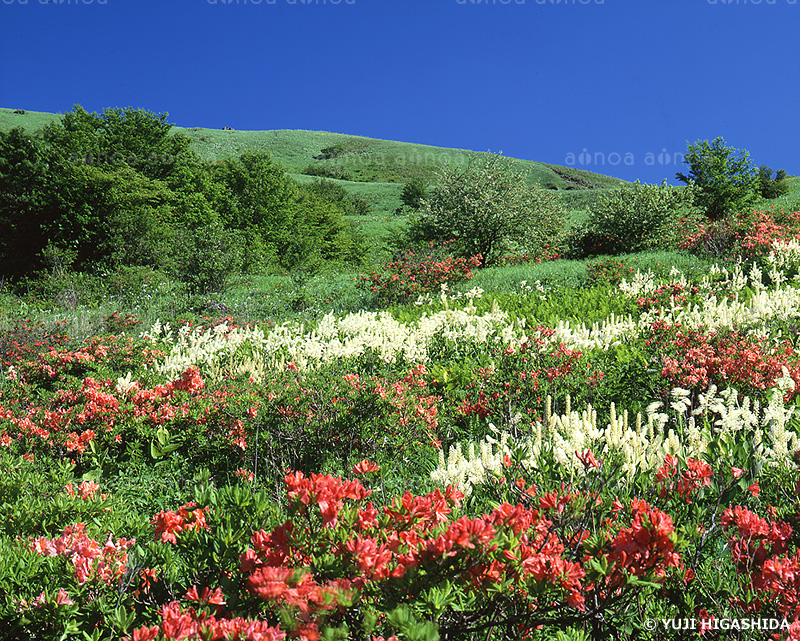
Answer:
[{"left": 1, "top": 0, "right": 798, "bottom": 183}]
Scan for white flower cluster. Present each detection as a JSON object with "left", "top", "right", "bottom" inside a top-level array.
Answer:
[
  {"left": 530, "top": 314, "right": 639, "bottom": 352},
  {"left": 431, "top": 383, "right": 800, "bottom": 494},
  {"left": 638, "top": 284, "right": 800, "bottom": 334},
  {"left": 413, "top": 283, "right": 485, "bottom": 307},
  {"left": 142, "top": 320, "right": 268, "bottom": 379},
  {"left": 141, "top": 255, "right": 800, "bottom": 390},
  {"left": 767, "top": 239, "right": 800, "bottom": 276},
  {"left": 142, "top": 305, "right": 523, "bottom": 376},
  {"left": 616, "top": 259, "right": 800, "bottom": 335}
]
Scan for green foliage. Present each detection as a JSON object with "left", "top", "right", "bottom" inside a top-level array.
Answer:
[
  {"left": 213, "top": 152, "right": 297, "bottom": 238},
  {"left": 358, "top": 246, "right": 482, "bottom": 305},
  {"left": 301, "top": 178, "right": 372, "bottom": 217},
  {"left": 213, "top": 153, "right": 366, "bottom": 270},
  {"left": 172, "top": 223, "right": 246, "bottom": 295},
  {"left": 758, "top": 165, "right": 790, "bottom": 199},
  {"left": 676, "top": 137, "right": 758, "bottom": 220},
  {"left": 0, "top": 107, "right": 218, "bottom": 280},
  {"left": 0, "top": 108, "right": 370, "bottom": 285},
  {"left": 0, "top": 127, "right": 59, "bottom": 278},
  {"left": 301, "top": 162, "right": 352, "bottom": 181},
  {"left": 407, "top": 153, "right": 566, "bottom": 266},
  {"left": 42, "top": 105, "right": 195, "bottom": 182},
  {"left": 571, "top": 181, "right": 698, "bottom": 257},
  {"left": 400, "top": 178, "right": 428, "bottom": 210},
  {"left": 585, "top": 259, "right": 633, "bottom": 287}
]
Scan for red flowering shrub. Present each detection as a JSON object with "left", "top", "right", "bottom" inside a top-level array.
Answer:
[
  {"left": 0, "top": 318, "right": 69, "bottom": 369},
  {"left": 31, "top": 522, "right": 133, "bottom": 586},
  {"left": 720, "top": 503, "right": 800, "bottom": 635},
  {"left": 635, "top": 282, "right": 700, "bottom": 312},
  {"left": 679, "top": 208, "right": 800, "bottom": 260},
  {"left": 649, "top": 322, "right": 800, "bottom": 400},
  {"left": 152, "top": 502, "right": 210, "bottom": 544},
  {"left": 131, "top": 462, "right": 694, "bottom": 640},
  {"left": 655, "top": 454, "right": 714, "bottom": 501},
  {"left": 586, "top": 259, "right": 633, "bottom": 287},
  {"left": 358, "top": 248, "right": 482, "bottom": 304}
]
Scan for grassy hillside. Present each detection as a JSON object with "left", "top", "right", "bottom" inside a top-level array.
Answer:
[
  {"left": 0, "top": 107, "right": 628, "bottom": 212},
  {"left": 0, "top": 106, "right": 62, "bottom": 131},
  {"left": 5, "top": 106, "right": 798, "bottom": 259}
]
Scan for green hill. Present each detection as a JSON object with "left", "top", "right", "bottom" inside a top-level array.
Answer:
[
  {"left": 0, "top": 107, "right": 628, "bottom": 218},
  {"left": 4, "top": 106, "right": 798, "bottom": 224}
]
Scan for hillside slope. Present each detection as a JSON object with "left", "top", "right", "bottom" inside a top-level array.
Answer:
[{"left": 0, "top": 108, "right": 628, "bottom": 215}]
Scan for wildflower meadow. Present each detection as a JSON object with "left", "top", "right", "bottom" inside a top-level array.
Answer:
[{"left": 3, "top": 238, "right": 800, "bottom": 640}]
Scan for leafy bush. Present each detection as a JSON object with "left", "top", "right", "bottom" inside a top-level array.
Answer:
[
  {"left": 571, "top": 181, "right": 697, "bottom": 257},
  {"left": 676, "top": 137, "right": 759, "bottom": 220},
  {"left": 301, "top": 178, "right": 372, "bottom": 217},
  {"left": 215, "top": 154, "right": 366, "bottom": 270},
  {"left": 301, "top": 162, "right": 352, "bottom": 181},
  {"left": 758, "top": 165, "right": 790, "bottom": 199},
  {"left": 343, "top": 193, "right": 372, "bottom": 216},
  {"left": 172, "top": 223, "right": 246, "bottom": 295},
  {"left": 407, "top": 153, "right": 566, "bottom": 266},
  {"left": 678, "top": 207, "right": 800, "bottom": 260},
  {"left": 400, "top": 177, "right": 428, "bottom": 210},
  {"left": 358, "top": 244, "right": 482, "bottom": 305},
  {"left": 0, "top": 108, "right": 217, "bottom": 280}
]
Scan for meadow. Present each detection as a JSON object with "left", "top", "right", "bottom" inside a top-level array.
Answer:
[
  {"left": 2, "top": 237, "right": 800, "bottom": 640},
  {"left": 2, "top": 107, "right": 800, "bottom": 640}
]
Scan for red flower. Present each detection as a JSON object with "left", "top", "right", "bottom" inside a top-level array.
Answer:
[
  {"left": 576, "top": 449, "right": 601, "bottom": 469},
  {"left": 352, "top": 459, "right": 380, "bottom": 475}
]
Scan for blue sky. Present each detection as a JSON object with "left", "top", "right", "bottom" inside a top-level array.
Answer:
[{"left": 1, "top": 0, "right": 798, "bottom": 183}]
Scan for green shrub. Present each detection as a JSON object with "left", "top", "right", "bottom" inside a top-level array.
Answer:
[
  {"left": 0, "top": 108, "right": 218, "bottom": 280},
  {"left": 301, "top": 179, "right": 372, "bottom": 217},
  {"left": 400, "top": 178, "right": 428, "bottom": 210},
  {"left": 108, "top": 265, "right": 172, "bottom": 306},
  {"left": 344, "top": 193, "right": 372, "bottom": 216},
  {"left": 407, "top": 153, "right": 566, "bottom": 266},
  {"left": 676, "top": 137, "right": 758, "bottom": 220},
  {"left": 572, "top": 181, "right": 697, "bottom": 257},
  {"left": 172, "top": 223, "right": 245, "bottom": 295},
  {"left": 758, "top": 165, "right": 790, "bottom": 199},
  {"left": 301, "top": 162, "right": 352, "bottom": 181},
  {"left": 302, "top": 177, "right": 349, "bottom": 203}
]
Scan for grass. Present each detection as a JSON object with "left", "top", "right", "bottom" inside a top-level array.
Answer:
[
  {"left": 0, "top": 107, "right": 628, "bottom": 228},
  {"left": 292, "top": 173, "right": 405, "bottom": 217},
  {"left": 0, "top": 248, "right": 717, "bottom": 348},
  {"left": 0, "top": 107, "right": 62, "bottom": 131}
]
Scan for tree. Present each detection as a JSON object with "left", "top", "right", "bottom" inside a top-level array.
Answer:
[
  {"left": 0, "top": 107, "right": 219, "bottom": 280},
  {"left": 757, "top": 165, "right": 790, "bottom": 199},
  {"left": 213, "top": 152, "right": 366, "bottom": 270},
  {"left": 675, "top": 137, "right": 758, "bottom": 220},
  {"left": 407, "top": 153, "right": 565, "bottom": 266},
  {"left": 0, "top": 128, "right": 57, "bottom": 278},
  {"left": 42, "top": 105, "right": 194, "bottom": 181},
  {"left": 576, "top": 181, "right": 698, "bottom": 257},
  {"left": 400, "top": 178, "right": 428, "bottom": 210}
]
